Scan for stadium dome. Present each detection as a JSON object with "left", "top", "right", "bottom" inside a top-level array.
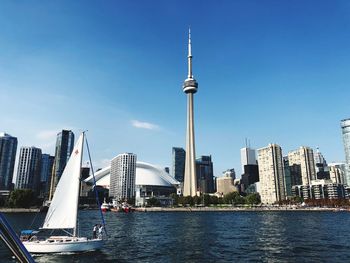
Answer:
[{"left": 85, "top": 161, "right": 179, "bottom": 188}]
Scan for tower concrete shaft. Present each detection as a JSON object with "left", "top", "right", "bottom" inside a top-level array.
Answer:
[
  {"left": 183, "top": 29, "right": 198, "bottom": 197},
  {"left": 183, "top": 93, "right": 197, "bottom": 196}
]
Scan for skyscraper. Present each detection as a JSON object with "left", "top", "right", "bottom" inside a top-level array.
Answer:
[
  {"left": 172, "top": 147, "right": 186, "bottom": 182},
  {"left": 341, "top": 118, "right": 350, "bottom": 184},
  {"left": 183, "top": 29, "right": 198, "bottom": 197},
  {"left": 240, "top": 147, "right": 257, "bottom": 174},
  {"left": 241, "top": 165, "right": 260, "bottom": 190},
  {"left": 196, "top": 155, "right": 214, "bottom": 194},
  {"left": 16, "top": 146, "right": 42, "bottom": 194},
  {"left": 0, "top": 133, "right": 18, "bottom": 190},
  {"left": 49, "top": 130, "right": 74, "bottom": 199},
  {"left": 314, "top": 147, "right": 330, "bottom": 180},
  {"left": 109, "top": 153, "right": 137, "bottom": 201},
  {"left": 283, "top": 156, "right": 292, "bottom": 197},
  {"left": 241, "top": 147, "right": 259, "bottom": 191},
  {"left": 39, "top": 154, "right": 54, "bottom": 198},
  {"left": 288, "top": 146, "right": 316, "bottom": 185},
  {"left": 257, "top": 144, "right": 286, "bottom": 204}
]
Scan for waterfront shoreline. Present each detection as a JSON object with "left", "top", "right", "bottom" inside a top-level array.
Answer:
[
  {"left": 1, "top": 207, "right": 348, "bottom": 213},
  {"left": 134, "top": 206, "right": 348, "bottom": 212},
  {"left": 0, "top": 208, "right": 41, "bottom": 213}
]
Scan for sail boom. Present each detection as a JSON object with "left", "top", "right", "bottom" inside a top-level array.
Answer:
[{"left": 40, "top": 227, "right": 74, "bottom": 230}]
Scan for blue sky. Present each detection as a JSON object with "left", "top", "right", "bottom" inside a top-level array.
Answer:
[{"left": 1, "top": 1, "right": 350, "bottom": 178}]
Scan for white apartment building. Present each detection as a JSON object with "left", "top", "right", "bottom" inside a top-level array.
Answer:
[
  {"left": 16, "top": 146, "right": 42, "bottom": 193},
  {"left": 288, "top": 146, "right": 316, "bottom": 185},
  {"left": 109, "top": 153, "right": 137, "bottom": 201},
  {"left": 328, "top": 164, "right": 346, "bottom": 184},
  {"left": 257, "top": 144, "right": 286, "bottom": 204}
]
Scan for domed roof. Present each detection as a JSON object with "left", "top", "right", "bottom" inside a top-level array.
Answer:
[
  {"left": 136, "top": 162, "right": 179, "bottom": 187},
  {"left": 85, "top": 161, "right": 179, "bottom": 188}
]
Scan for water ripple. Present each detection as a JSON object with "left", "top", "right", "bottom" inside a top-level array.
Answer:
[{"left": 2, "top": 211, "right": 350, "bottom": 262}]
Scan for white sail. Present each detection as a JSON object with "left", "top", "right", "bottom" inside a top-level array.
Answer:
[{"left": 42, "top": 133, "right": 84, "bottom": 230}]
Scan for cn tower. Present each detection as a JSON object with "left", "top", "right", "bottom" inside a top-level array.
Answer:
[{"left": 183, "top": 29, "right": 198, "bottom": 197}]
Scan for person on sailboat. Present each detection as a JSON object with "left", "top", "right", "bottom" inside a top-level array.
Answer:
[{"left": 93, "top": 224, "right": 97, "bottom": 239}]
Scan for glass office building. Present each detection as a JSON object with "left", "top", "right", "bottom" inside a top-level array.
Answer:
[{"left": 0, "top": 133, "right": 17, "bottom": 190}]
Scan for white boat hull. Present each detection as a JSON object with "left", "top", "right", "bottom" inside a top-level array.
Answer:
[{"left": 23, "top": 236, "right": 103, "bottom": 253}]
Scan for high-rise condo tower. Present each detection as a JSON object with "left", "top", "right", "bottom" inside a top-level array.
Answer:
[{"left": 183, "top": 29, "right": 198, "bottom": 197}]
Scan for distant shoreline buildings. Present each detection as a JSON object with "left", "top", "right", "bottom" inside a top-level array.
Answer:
[
  {"left": 0, "top": 130, "right": 74, "bottom": 202},
  {"left": 0, "top": 133, "right": 17, "bottom": 190},
  {"left": 0, "top": 114, "right": 349, "bottom": 206}
]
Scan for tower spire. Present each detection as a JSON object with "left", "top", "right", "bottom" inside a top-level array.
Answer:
[{"left": 188, "top": 27, "right": 192, "bottom": 79}]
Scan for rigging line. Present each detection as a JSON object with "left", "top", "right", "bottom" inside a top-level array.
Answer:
[
  {"left": 84, "top": 133, "right": 108, "bottom": 238},
  {"left": 62, "top": 229, "right": 73, "bottom": 236},
  {"left": 29, "top": 211, "right": 39, "bottom": 229}
]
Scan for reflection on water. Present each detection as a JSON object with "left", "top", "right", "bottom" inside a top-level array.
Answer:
[{"left": 1, "top": 211, "right": 350, "bottom": 262}]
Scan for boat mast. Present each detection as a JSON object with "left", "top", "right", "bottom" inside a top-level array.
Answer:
[
  {"left": 73, "top": 132, "right": 84, "bottom": 237},
  {"left": 85, "top": 133, "right": 107, "bottom": 236}
]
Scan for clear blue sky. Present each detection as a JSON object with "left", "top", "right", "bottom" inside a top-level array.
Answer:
[{"left": 1, "top": 1, "right": 349, "bottom": 177}]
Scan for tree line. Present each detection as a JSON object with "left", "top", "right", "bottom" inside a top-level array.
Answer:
[
  {"left": 169, "top": 192, "right": 261, "bottom": 207},
  {"left": 0, "top": 189, "right": 40, "bottom": 208}
]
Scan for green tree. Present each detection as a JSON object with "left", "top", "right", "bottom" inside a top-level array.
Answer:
[
  {"left": 245, "top": 193, "right": 261, "bottom": 205},
  {"left": 170, "top": 193, "right": 179, "bottom": 206},
  {"left": 193, "top": 195, "right": 202, "bottom": 205},
  {"left": 181, "top": 196, "right": 194, "bottom": 206},
  {"left": 209, "top": 195, "right": 219, "bottom": 205},
  {"left": 291, "top": 196, "right": 303, "bottom": 204},
  {"left": 203, "top": 194, "right": 210, "bottom": 206},
  {"left": 7, "top": 189, "right": 36, "bottom": 208},
  {"left": 147, "top": 197, "right": 161, "bottom": 207},
  {"left": 223, "top": 191, "right": 245, "bottom": 205}
]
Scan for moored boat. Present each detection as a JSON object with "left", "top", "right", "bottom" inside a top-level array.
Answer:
[
  {"left": 101, "top": 199, "right": 111, "bottom": 212},
  {"left": 22, "top": 236, "right": 103, "bottom": 253}
]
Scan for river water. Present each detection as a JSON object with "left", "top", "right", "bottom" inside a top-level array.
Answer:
[{"left": 1, "top": 210, "right": 350, "bottom": 262}]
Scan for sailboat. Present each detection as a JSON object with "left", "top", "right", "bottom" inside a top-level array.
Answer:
[{"left": 22, "top": 132, "right": 104, "bottom": 253}]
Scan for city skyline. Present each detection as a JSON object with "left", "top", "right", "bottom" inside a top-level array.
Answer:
[{"left": 1, "top": 1, "right": 350, "bottom": 177}]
